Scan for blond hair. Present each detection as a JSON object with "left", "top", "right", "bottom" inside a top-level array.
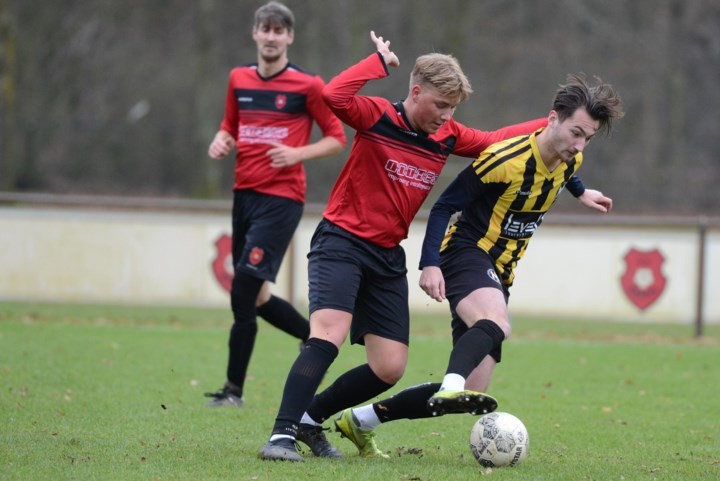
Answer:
[{"left": 410, "top": 53, "right": 473, "bottom": 103}]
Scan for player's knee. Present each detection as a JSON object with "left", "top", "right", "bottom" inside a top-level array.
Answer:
[
  {"left": 373, "top": 359, "right": 406, "bottom": 384},
  {"left": 489, "top": 317, "right": 511, "bottom": 339},
  {"left": 471, "top": 318, "right": 509, "bottom": 345},
  {"left": 231, "top": 270, "right": 263, "bottom": 296},
  {"left": 499, "top": 320, "right": 512, "bottom": 339},
  {"left": 230, "top": 271, "right": 264, "bottom": 315}
]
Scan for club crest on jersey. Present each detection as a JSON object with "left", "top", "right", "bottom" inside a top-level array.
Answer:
[
  {"left": 620, "top": 248, "right": 666, "bottom": 310},
  {"left": 211, "top": 233, "right": 233, "bottom": 293},
  {"left": 249, "top": 247, "right": 264, "bottom": 266},
  {"left": 275, "top": 94, "right": 287, "bottom": 110},
  {"left": 486, "top": 268, "right": 501, "bottom": 285}
]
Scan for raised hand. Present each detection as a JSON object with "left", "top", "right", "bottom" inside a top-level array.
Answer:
[{"left": 370, "top": 30, "right": 400, "bottom": 68}]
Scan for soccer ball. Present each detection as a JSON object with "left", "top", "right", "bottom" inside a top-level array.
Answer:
[{"left": 469, "top": 412, "right": 529, "bottom": 467}]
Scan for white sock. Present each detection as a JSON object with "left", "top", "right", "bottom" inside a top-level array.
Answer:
[
  {"left": 300, "top": 412, "right": 321, "bottom": 426},
  {"left": 439, "top": 373, "right": 466, "bottom": 392},
  {"left": 269, "top": 434, "right": 295, "bottom": 442},
  {"left": 353, "top": 405, "right": 381, "bottom": 431}
]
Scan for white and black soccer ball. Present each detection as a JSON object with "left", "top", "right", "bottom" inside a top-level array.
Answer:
[{"left": 469, "top": 412, "right": 529, "bottom": 467}]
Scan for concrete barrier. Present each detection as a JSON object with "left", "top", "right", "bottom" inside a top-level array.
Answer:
[{"left": 1, "top": 194, "right": 717, "bottom": 329}]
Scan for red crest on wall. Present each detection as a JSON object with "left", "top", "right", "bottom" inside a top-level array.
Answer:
[
  {"left": 249, "top": 247, "right": 264, "bottom": 266},
  {"left": 275, "top": 94, "right": 287, "bottom": 109},
  {"left": 620, "top": 248, "right": 666, "bottom": 310},
  {"left": 211, "top": 234, "right": 233, "bottom": 293}
]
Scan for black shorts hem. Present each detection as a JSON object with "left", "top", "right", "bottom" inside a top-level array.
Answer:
[{"left": 349, "top": 328, "right": 409, "bottom": 347}]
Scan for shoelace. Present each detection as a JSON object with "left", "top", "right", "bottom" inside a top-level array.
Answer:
[
  {"left": 299, "top": 427, "right": 338, "bottom": 456},
  {"left": 304, "top": 426, "right": 330, "bottom": 440}
]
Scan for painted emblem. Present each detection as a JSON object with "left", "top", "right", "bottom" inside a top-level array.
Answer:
[
  {"left": 275, "top": 94, "right": 287, "bottom": 109},
  {"left": 620, "top": 248, "right": 666, "bottom": 310},
  {"left": 211, "top": 234, "right": 233, "bottom": 292},
  {"left": 249, "top": 246, "right": 264, "bottom": 266}
]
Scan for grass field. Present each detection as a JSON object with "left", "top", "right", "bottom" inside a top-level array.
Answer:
[{"left": 1, "top": 301, "right": 719, "bottom": 480}]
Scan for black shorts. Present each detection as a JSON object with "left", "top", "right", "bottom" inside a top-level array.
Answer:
[
  {"left": 307, "top": 218, "right": 410, "bottom": 346},
  {"left": 231, "top": 189, "right": 303, "bottom": 282},
  {"left": 441, "top": 245, "right": 509, "bottom": 362}
]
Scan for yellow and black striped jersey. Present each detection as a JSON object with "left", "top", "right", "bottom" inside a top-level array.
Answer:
[{"left": 419, "top": 130, "right": 582, "bottom": 286}]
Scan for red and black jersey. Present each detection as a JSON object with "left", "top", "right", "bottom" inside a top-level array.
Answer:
[
  {"left": 219, "top": 63, "right": 346, "bottom": 203},
  {"left": 321, "top": 53, "right": 548, "bottom": 248}
]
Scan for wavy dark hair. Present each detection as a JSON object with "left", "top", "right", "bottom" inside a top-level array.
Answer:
[{"left": 553, "top": 73, "right": 625, "bottom": 136}]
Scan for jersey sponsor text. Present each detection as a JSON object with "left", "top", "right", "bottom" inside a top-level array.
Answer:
[
  {"left": 239, "top": 125, "right": 288, "bottom": 144},
  {"left": 385, "top": 159, "right": 437, "bottom": 191},
  {"left": 501, "top": 211, "right": 545, "bottom": 239}
]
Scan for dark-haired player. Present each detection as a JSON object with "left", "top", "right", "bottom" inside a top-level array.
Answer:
[{"left": 204, "top": 1, "right": 345, "bottom": 409}]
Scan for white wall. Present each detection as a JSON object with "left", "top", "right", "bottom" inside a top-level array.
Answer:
[
  {"left": 0, "top": 207, "right": 288, "bottom": 307},
  {"left": 1, "top": 206, "right": 717, "bottom": 325}
]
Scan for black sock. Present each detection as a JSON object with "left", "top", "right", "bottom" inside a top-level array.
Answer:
[
  {"left": 445, "top": 320, "right": 505, "bottom": 379},
  {"left": 307, "top": 364, "right": 394, "bottom": 424},
  {"left": 225, "top": 272, "right": 264, "bottom": 391},
  {"left": 256, "top": 295, "right": 310, "bottom": 342},
  {"left": 272, "top": 338, "right": 338, "bottom": 437},
  {"left": 371, "top": 382, "right": 441, "bottom": 422}
]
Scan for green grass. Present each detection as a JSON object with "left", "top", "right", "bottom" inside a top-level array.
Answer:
[{"left": 1, "top": 301, "right": 719, "bottom": 480}]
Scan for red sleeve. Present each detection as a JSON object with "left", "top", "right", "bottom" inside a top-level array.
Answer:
[
  {"left": 452, "top": 117, "right": 548, "bottom": 158},
  {"left": 307, "top": 75, "right": 347, "bottom": 146},
  {"left": 322, "top": 52, "right": 391, "bottom": 131},
  {"left": 220, "top": 70, "right": 239, "bottom": 139}
]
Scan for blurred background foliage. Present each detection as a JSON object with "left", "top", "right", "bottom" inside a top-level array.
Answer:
[{"left": 1, "top": 0, "right": 719, "bottom": 214}]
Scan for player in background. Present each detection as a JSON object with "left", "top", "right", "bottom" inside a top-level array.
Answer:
[
  {"left": 258, "top": 30, "right": 604, "bottom": 462},
  {"left": 334, "top": 73, "right": 624, "bottom": 458},
  {"left": 204, "top": 1, "right": 346, "bottom": 408}
]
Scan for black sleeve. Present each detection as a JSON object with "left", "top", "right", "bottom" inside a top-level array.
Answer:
[
  {"left": 419, "top": 166, "right": 478, "bottom": 268},
  {"left": 565, "top": 175, "right": 586, "bottom": 197}
]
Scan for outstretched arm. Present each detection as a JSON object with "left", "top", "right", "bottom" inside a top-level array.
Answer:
[{"left": 321, "top": 30, "right": 401, "bottom": 131}]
